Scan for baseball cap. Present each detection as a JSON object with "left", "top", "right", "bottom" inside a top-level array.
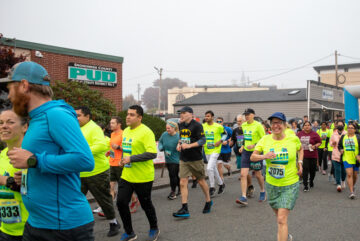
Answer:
[
  {"left": 243, "top": 108, "right": 255, "bottom": 115},
  {"left": 179, "top": 106, "right": 193, "bottom": 113},
  {"left": 0, "top": 61, "right": 50, "bottom": 86},
  {"left": 268, "top": 112, "right": 286, "bottom": 121}
]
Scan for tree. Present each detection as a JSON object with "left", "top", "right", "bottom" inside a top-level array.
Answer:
[
  {"left": 52, "top": 80, "right": 116, "bottom": 125},
  {"left": 122, "top": 94, "right": 140, "bottom": 110},
  {"left": 142, "top": 77, "right": 187, "bottom": 111}
]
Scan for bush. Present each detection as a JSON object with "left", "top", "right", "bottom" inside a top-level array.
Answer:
[{"left": 117, "top": 111, "right": 166, "bottom": 141}]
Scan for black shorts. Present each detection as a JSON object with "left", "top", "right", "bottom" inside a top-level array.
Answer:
[
  {"left": 110, "top": 166, "right": 123, "bottom": 182},
  {"left": 217, "top": 153, "right": 231, "bottom": 163}
]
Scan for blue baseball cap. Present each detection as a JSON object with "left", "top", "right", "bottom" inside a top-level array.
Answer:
[
  {"left": 0, "top": 61, "right": 50, "bottom": 86},
  {"left": 268, "top": 112, "right": 286, "bottom": 121}
]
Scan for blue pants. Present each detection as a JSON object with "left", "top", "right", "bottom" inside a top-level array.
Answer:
[{"left": 332, "top": 161, "right": 346, "bottom": 185}]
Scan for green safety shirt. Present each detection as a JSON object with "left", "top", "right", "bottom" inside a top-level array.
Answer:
[
  {"left": 202, "top": 122, "right": 224, "bottom": 155},
  {"left": 242, "top": 120, "right": 265, "bottom": 151}
]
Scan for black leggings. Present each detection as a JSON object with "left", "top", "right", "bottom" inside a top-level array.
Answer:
[
  {"left": 318, "top": 148, "right": 328, "bottom": 170},
  {"left": 303, "top": 158, "right": 317, "bottom": 187},
  {"left": 166, "top": 163, "right": 180, "bottom": 192},
  {"left": 117, "top": 179, "right": 158, "bottom": 235}
]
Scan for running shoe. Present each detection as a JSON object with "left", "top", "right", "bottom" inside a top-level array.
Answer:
[
  {"left": 209, "top": 187, "right": 216, "bottom": 197},
  {"left": 341, "top": 181, "right": 346, "bottom": 189},
  {"left": 310, "top": 182, "right": 314, "bottom": 188},
  {"left": 191, "top": 180, "right": 197, "bottom": 188},
  {"left": 218, "top": 184, "right": 225, "bottom": 195},
  {"left": 236, "top": 196, "right": 248, "bottom": 206},
  {"left": 98, "top": 212, "right": 105, "bottom": 217},
  {"left": 173, "top": 207, "right": 190, "bottom": 218},
  {"left": 303, "top": 186, "right": 309, "bottom": 192},
  {"left": 107, "top": 221, "right": 121, "bottom": 237},
  {"left": 349, "top": 192, "right": 356, "bottom": 199},
  {"left": 322, "top": 170, "right": 326, "bottom": 175},
  {"left": 202, "top": 200, "right": 213, "bottom": 214},
  {"left": 288, "top": 233, "right": 293, "bottom": 241},
  {"left": 259, "top": 191, "right": 266, "bottom": 202},
  {"left": 227, "top": 167, "right": 231, "bottom": 176},
  {"left": 147, "top": 229, "right": 160, "bottom": 241},
  {"left": 92, "top": 206, "right": 102, "bottom": 213},
  {"left": 247, "top": 185, "right": 255, "bottom": 198},
  {"left": 167, "top": 192, "right": 177, "bottom": 200},
  {"left": 130, "top": 198, "right": 140, "bottom": 213},
  {"left": 120, "top": 232, "right": 137, "bottom": 241},
  {"left": 336, "top": 185, "right": 342, "bottom": 192}
]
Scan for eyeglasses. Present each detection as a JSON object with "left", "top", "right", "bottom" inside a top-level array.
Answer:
[
  {"left": 271, "top": 121, "right": 283, "bottom": 126},
  {"left": 216, "top": 121, "right": 223, "bottom": 123},
  {"left": 348, "top": 127, "right": 356, "bottom": 129}
]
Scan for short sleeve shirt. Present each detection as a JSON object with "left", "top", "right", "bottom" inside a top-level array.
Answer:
[
  {"left": 342, "top": 134, "right": 359, "bottom": 164},
  {"left": 109, "top": 130, "right": 123, "bottom": 166},
  {"left": 202, "top": 122, "right": 224, "bottom": 155},
  {"left": 179, "top": 119, "right": 205, "bottom": 162},
  {"left": 242, "top": 120, "right": 265, "bottom": 151}
]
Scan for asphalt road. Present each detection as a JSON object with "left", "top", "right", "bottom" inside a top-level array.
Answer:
[{"left": 93, "top": 172, "right": 360, "bottom": 241}]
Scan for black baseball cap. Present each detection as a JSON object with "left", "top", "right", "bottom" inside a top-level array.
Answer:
[
  {"left": 243, "top": 108, "right": 255, "bottom": 115},
  {"left": 179, "top": 106, "right": 193, "bottom": 113}
]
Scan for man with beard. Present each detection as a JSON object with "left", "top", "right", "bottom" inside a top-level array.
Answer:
[{"left": 1, "top": 62, "right": 95, "bottom": 241}]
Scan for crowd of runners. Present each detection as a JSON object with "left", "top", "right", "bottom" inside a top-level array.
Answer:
[{"left": 0, "top": 61, "right": 359, "bottom": 241}]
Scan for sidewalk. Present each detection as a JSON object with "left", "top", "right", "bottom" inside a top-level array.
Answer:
[{"left": 87, "top": 154, "right": 239, "bottom": 202}]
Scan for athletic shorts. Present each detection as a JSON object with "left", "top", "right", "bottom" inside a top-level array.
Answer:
[
  {"left": 217, "top": 153, "right": 231, "bottom": 163},
  {"left": 343, "top": 161, "right": 359, "bottom": 172},
  {"left": 179, "top": 160, "right": 206, "bottom": 180},
  {"left": 241, "top": 150, "right": 263, "bottom": 170},
  {"left": 110, "top": 166, "right": 123, "bottom": 182},
  {"left": 265, "top": 182, "right": 299, "bottom": 210}
]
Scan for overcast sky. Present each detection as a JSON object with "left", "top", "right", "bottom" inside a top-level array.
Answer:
[{"left": 1, "top": 0, "right": 360, "bottom": 99}]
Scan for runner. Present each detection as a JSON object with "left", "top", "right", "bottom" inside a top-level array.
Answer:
[
  {"left": 317, "top": 121, "right": 330, "bottom": 175},
  {"left": 251, "top": 112, "right": 303, "bottom": 241},
  {"left": 4, "top": 61, "right": 95, "bottom": 241},
  {"left": 202, "top": 111, "right": 225, "bottom": 197},
  {"left": 75, "top": 107, "right": 120, "bottom": 237},
  {"left": 338, "top": 122, "right": 360, "bottom": 199},
  {"left": 158, "top": 120, "right": 180, "bottom": 200},
  {"left": 173, "top": 106, "right": 212, "bottom": 218},
  {"left": 329, "top": 120, "right": 346, "bottom": 192},
  {"left": 297, "top": 121, "right": 322, "bottom": 192},
  {"left": 116, "top": 105, "right": 160, "bottom": 241},
  {"left": 236, "top": 108, "right": 266, "bottom": 206},
  {"left": 0, "top": 109, "right": 29, "bottom": 241},
  {"left": 327, "top": 124, "right": 335, "bottom": 183},
  {"left": 216, "top": 117, "right": 233, "bottom": 185},
  {"left": 331, "top": 114, "right": 348, "bottom": 131}
]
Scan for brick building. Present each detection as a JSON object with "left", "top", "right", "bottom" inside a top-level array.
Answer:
[{"left": 0, "top": 37, "right": 123, "bottom": 110}]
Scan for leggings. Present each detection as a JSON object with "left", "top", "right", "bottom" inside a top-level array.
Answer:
[
  {"left": 318, "top": 148, "right": 328, "bottom": 170},
  {"left": 303, "top": 158, "right": 317, "bottom": 187},
  {"left": 166, "top": 163, "right": 180, "bottom": 192}
]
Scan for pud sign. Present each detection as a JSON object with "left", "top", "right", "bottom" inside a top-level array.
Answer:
[{"left": 68, "top": 63, "right": 117, "bottom": 87}]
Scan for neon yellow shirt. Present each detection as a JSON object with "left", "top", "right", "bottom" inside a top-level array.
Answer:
[
  {"left": 331, "top": 123, "right": 347, "bottom": 131},
  {"left": 80, "top": 120, "right": 110, "bottom": 177},
  {"left": 255, "top": 135, "right": 301, "bottom": 186},
  {"left": 242, "top": 120, "right": 265, "bottom": 151},
  {"left": 285, "top": 128, "right": 295, "bottom": 136},
  {"left": 0, "top": 148, "right": 29, "bottom": 236},
  {"left": 202, "top": 122, "right": 224, "bottom": 155},
  {"left": 327, "top": 129, "right": 334, "bottom": 151},
  {"left": 342, "top": 134, "right": 359, "bottom": 164},
  {"left": 317, "top": 129, "right": 331, "bottom": 149},
  {"left": 121, "top": 124, "right": 157, "bottom": 183}
]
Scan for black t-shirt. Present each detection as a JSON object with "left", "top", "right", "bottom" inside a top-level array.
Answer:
[
  {"left": 231, "top": 127, "right": 244, "bottom": 155},
  {"left": 179, "top": 119, "right": 204, "bottom": 162}
]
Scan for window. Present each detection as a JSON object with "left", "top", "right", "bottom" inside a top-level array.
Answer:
[{"left": 175, "top": 94, "right": 185, "bottom": 103}]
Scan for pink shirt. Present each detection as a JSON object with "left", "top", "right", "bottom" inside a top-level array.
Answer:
[{"left": 330, "top": 130, "right": 347, "bottom": 162}]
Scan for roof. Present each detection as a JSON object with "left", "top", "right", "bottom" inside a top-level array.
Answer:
[
  {"left": 174, "top": 88, "right": 307, "bottom": 106},
  {"left": 0, "top": 37, "right": 123, "bottom": 63},
  {"left": 313, "top": 63, "right": 360, "bottom": 73},
  {"left": 311, "top": 99, "right": 344, "bottom": 110}
]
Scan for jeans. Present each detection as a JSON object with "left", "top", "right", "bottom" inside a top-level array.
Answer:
[
  {"left": 332, "top": 161, "right": 346, "bottom": 185},
  {"left": 318, "top": 148, "right": 328, "bottom": 170},
  {"left": 117, "top": 179, "right": 158, "bottom": 234},
  {"left": 22, "top": 222, "right": 94, "bottom": 241},
  {"left": 303, "top": 158, "right": 317, "bottom": 187},
  {"left": 206, "top": 153, "right": 223, "bottom": 188},
  {"left": 166, "top": 163, "right": 180, "bottom": 192}
]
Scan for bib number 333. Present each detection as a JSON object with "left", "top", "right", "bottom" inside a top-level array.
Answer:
[{"left": 0, "top": 200, "right": 21, "bottom": 224}]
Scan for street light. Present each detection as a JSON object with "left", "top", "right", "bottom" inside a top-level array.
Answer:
[{"left": 154, "top": 66, "right": 163, "bottom": 114}]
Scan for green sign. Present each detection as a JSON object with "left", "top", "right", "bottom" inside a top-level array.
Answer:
[{"left": 68, "top": 62, "right": 117, "bottom": 87}]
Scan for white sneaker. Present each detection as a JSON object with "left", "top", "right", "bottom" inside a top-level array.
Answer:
[
  {"left": 342, "top": 181, "right": 346, "bottom": 189},
  {"left": 288, "top": 234, "right": 293, "bottom": 241},
  {"left": 337, "top": 185, "right": 342, "bottom": 192},
  {"left": 92, "top": 207, "right": 102, "bottom": 213}
]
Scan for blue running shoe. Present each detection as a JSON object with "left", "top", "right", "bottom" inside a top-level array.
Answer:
[
  {"left": 202, "top": 200, "right": 213, "bottom": 213},
  {"left": 173, "top": 207, "right": 190, "bottom": 218},
  {"left": 120, "top": 232, "right": 137, "bottom": 241},
  {"left": 236, "top": 196, "right": 248, "bottom": 206},
  {"left": 146, "top": 229, "right": 160, "bottom": 241},
  {"left": 259, "top": 191, "right": 266, "bottom": 202}
]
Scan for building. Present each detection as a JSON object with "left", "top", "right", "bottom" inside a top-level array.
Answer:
[
  {"left": 173, "top": 81, "right": 344, "bottom": 123},
  {"left": 314, "top": 63, "right": 360, "bottom": 87},
  {"left": 168, "top": 84, "right": 276, "bottom": 114},
  {"left": 0, "top": 37, "right": 123, "bottom": 110}
]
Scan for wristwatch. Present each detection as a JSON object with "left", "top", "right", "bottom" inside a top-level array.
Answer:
[
  {"left": 5, "top": 177, "right": 15, "bottom": 189},
  {"left": 27, "top": 155, "right": 38, "bottom": 168}
]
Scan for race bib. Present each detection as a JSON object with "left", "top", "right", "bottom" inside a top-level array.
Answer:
[
  {"left": 0, "top": 200, "right": 21, "bottom": 224},
  {"left": 21, "top": 169, "right": 28, "bottom": 196},
  {"left": 250, "top": 161, "right": 262, "bottom": 171},
  {"left": 268, "top": 164, "right": 285, "bottom": 179},
  {"left": 244, "top": 131, "right": 253, "bottom": 141},
  {"left": 236, "top": 135, "right": 244, "bottom": 147},
  {"left": 109, "top": 150, "right": 115, "bottom": 158},
  {"left": 321, "top": 133, "right": 327, "bottom": 140},
  {"left": 207, "top": 142, "right": 215, "bottom": 149},
  {"left": 181, "top": 137, "right": 190, "bottom": 144},
  {"left": 345, "top": 139, "right": 355, "bottom": 151},
  {"left": 165, "top": 150, "right": 172, "bottom": 157}
]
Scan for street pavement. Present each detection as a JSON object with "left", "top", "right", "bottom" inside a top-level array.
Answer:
[{"left": 92, "top": 164, "right": 360, "bottom": 241}]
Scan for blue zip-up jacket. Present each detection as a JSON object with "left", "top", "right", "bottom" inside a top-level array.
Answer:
[
  {"left": 221, "top": 125, "right": 233, "bottom": 154},
  {"left": 21, "top": 100, "right": 94, "bottom": 230}
]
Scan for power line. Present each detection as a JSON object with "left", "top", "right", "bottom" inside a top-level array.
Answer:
[
  {"left": 338, "top": 54, "right": 360, "bottom": 61},
  {"left": 123, "top": 72, "right": 155, "bottom": 81},
  {"left": 165, "top": 68, "right": 291, "bottom": 74}
]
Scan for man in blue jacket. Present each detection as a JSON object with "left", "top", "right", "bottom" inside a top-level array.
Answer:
[{"left": 1, "top": 62, "right": 95, "bottom": 241}]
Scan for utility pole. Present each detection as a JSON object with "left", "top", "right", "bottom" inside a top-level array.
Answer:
[
  {"left": 154, "top": 67, "right": 163, "bottom": 115},
  {"left": 335, "top": 50, "right": 338, "bottom": 87},
  {"left": 137, "top": 83, "right": 141, "bottom": 104}
]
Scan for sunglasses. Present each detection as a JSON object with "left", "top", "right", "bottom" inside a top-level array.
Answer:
[{"left": 216, "top": 121, "right": 223, "bottom": 123}]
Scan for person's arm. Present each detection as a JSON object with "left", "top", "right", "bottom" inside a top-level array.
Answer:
[
  {"left": 35, "top": 109, "right": 95, "bottom": 174},
  {"left": 338, "top": 135, "right": 345, "bottom": 154},
  {"left": 158, "top": 133, "right": 164, "bottom": 151},
  {"left": 88, "top": 126, "right": 109, "bottom": 155},
  {"left": 297, "top": 146, "right": 304, "bottom": 176},
  {"left": 130, "top": 152, "right": 157, "bottom": 162},
  {"left": 125, "top": 128, "right": 157, "bottom": 163},
  {"left": 251, "top": 150, "right": 276, "bottom": 162}
]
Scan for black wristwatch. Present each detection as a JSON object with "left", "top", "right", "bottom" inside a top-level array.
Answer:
[
  {"left": 27, "top": 155, "right": 38, "bottom": 168},
  {"left": 5, "top": 177, "right": 15, "bottom": 189}
]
